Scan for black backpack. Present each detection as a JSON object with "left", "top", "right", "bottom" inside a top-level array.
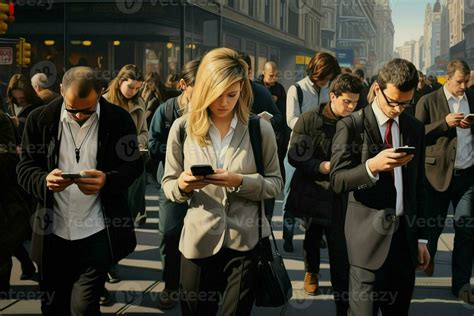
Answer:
[{"left": 293, "top": 83, "right": 304, "bottom": 113}]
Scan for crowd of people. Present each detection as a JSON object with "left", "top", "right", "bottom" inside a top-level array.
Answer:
[{"left": 0, "top": 46, "right": 473, "bottom": 316}]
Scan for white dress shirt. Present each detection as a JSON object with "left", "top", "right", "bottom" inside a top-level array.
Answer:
[
  {"left": 367, "top": 101, "right": 404, "bottom": 216},
  {"left": 443, "top": 86, "right": 474, "bottom": 170},
  {"left": 209, "top": 114, "right": 238, "bottom": 168},
  {"left": 53, "top": 102, "right": 105, "bottom": 240}
]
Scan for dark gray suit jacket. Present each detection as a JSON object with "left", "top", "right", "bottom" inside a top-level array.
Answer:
[
  {"left": 415, "top": 88, "right": 474, "bottom": 192},
  {"left": 330, "top": 105, "right": 428, "bottom": 270}
]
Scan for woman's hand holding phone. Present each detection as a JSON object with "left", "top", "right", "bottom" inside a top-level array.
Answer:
[
  {"left": 178, "top": 170, "right": 208, "bottom": 193},
  {"left": 203, "top": 169, "right": 243, "bottom": 188}
]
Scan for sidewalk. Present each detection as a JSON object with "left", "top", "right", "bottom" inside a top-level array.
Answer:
[{"left": 1, "top": 185, "right": 473, "bottom": 315}]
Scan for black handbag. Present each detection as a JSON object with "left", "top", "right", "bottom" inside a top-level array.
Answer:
[
  {"left": 248, "top": 116, "right": 292, "bottom": 307},
  {"left": 254, "top": 203, "right": 293, "bottom": 307}
]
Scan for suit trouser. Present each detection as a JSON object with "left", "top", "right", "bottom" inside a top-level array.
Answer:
[
  {"left": 425, "top": 168, "right": 474, "bottom": 295},
  {"left": 180, "top": 247, "right": 256, "bottom": 316},
  {"left": 0, "top": 247, "right": 12, "bottom": 295},
  {"left": 304, "top": 199, "right": 350, "bottom": 316},
  {"left": 348, "top": 221, "right": 415, "bottom": 316},
  {"left": 158, "top": 188, "right": 187, "bottom": 291},
  {"left": 128, "top": 158, "right": 146, "bottom": 220},
  {"left": 40, "top": 230, "right": 112, "bottom": 316}
]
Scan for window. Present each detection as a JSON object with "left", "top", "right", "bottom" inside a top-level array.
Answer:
[
  {"left": 265, "top": 0, "right": 271, "bottom": 24},
  {"left": 288, "top": 0, "right": 299, "bottom": 36},
  {"left": 280, "top": 0, "right": 286, "bottom": 31}
]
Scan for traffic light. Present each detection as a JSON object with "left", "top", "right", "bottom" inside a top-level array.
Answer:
[{"left": 16, "top": 37, "right": 31, "bottom": 67}]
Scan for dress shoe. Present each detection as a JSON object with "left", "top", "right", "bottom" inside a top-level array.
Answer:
[
  {"left": 304, "top": 272, "right": 319, "bottom": 296},
  {"left": 424, "top": 258, "right": 434, "bottom": 277},
  {"left": 19, "top": 263, "right": 36, "bottom": 280},
  {"left": 100, "top": 288, "right": 112, "bottom": 306},
  {"left": 157, "top": 288, "right": 179, "bottom": 310},
  {"left": 107, "top": 270, "right": 121, "bottom": 283},
  {"left": 457, "top": 284, "right": 474, "bottom": 305},
  {"left": 283, "top": 240, "right": 294, "bottom": 252}
]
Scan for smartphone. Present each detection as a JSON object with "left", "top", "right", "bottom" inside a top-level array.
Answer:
[
  {"left": 395, "top": 146, "right": 416, "bottom": 155},
  {"left": 190, "top": 164, "right": 214, "bottom": 177},
  {"left": 61, "top": 172, "right": 92, "bottom": 179},
  {"left": 258, "top": 111, "right": 274, "bottom": 120},
  {"left": 463, "top": 113, "right": 474, "bottom": 120}
]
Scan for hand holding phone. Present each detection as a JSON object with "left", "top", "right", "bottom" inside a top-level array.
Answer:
[
  {"left": 394, "top": 146, "right": 416, "bottom": 155},
  {"left": 258, "top": 111, "right": 274, "bottom": 121},
  {"left": 190, "top": 164, "right": 215, "bottom": 177},
  {"left": 463, "top": 113, "right": 474, "bottom": 121},
  {"left": 61, "top": 171, "right": 93, "bottom": 179}
]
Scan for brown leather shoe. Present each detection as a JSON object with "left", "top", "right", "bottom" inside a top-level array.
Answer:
[
  {"left": 424, "top": 258, "right": 434, "bottom": 277},
  {"left": 157, "top": 288, "right": 179, "bottom": 310},
  {"left": 304, "top": 272, "right": 319, "bottom": 296}
]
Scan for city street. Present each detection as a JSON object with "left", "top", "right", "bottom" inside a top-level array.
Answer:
[{"left": 1, "top": 185, "right": 473, "bottom": 315}]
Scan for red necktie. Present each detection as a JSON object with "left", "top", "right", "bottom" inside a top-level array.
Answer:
[{"left": 384, "top": 119, "right": 394, "bottom": 148}]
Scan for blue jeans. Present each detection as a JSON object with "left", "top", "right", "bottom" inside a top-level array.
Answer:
[{"left": 426, "top": 168, "right": 474, "bottom": 295}]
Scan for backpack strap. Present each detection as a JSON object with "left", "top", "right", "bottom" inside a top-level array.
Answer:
[
  {"left": 350, "top": 109, "right": 365, "bottom": 157},
  {"left": 294, "top": 83, "right": 303, "bottom": 114},
  {"left": 164, "top": 99, "right": 175, "bottom": 130}
]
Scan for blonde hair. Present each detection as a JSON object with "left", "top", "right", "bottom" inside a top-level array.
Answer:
[
  {"left": 367, "top": 81, "right": 377, "bottom": 104},
  {"left": 188, "top": 48, "right": 252, "bottom": 146}
]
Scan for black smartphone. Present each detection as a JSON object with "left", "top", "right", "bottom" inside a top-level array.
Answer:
[
  {"left": 61, "top": 172, "right": 83, "bottom": 179},
  {"left": 61, "top": 172, "right": 92, "bottom": 179},
  {"left": 190, "top": 164, "right": 214, "bottom": 176},
  {"left": 395, "top": 146, "right": 416, "bottom": 155}
]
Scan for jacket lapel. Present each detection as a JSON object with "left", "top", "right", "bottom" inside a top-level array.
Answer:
[
  {"left": 364, "top": 106, "right": 384, "bottom": 154},
  {"left": 223, "top": 120, "right": 246, "bottom": 170},
  {"left": 96, "top": 98, "right": 110, "bottom": 170}
]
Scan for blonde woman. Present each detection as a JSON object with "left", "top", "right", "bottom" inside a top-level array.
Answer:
[
  {"left": 162, "top": 48, "right": 283, "bottom": 315},
  {"left": 103, "top": 65, "right": 145, "bottom": 284}
]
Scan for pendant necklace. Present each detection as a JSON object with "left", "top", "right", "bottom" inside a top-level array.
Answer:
[{"left": 66, "top": 120, "right": 96, "bottom": 163}]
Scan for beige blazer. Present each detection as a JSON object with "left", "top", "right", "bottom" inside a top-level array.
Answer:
[{"left": 162, "top": 115, "right": 283, "bottom": 259}]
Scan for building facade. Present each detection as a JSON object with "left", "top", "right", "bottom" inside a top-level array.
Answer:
[
  {"left": 464, "top": 0, "right": 474, "bottom": 68},
  {"left": 448, "top": 0, "right": 464, "bottom": 48},
  {"left": 321, "top": 0, "right": 336, "bottom": 51},
  {"left": 335, "top": 0, "right": 377, "bottom": 76},
  {"left": 374, "top": 0, "right": 394, "bottom": 70},
  {"left": 396, "top": 40, "right": 416, "bottom": 64},
  {"left": 1, "top": 0, "right": 323, "bottom": 92},
  {"left": 423, "top": 1, "right": 441, "bottom": 73}
]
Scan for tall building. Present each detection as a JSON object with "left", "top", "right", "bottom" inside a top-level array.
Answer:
[
  {"left": 2, "top": 0, "right": 323, "bottom": 90},
  {"left": 440, "top": 1, "right": 450, "bottom": 59},
  {"left": 336, "top": 0, "right": 378, "bottom": 76},
  {"left": 321, "top": 0, "right": 336, "bottom": 51},
  {"left": 396, "top": 41, "right": 416, "bottom": 64},
  {"left": 464, "top": 0, "right": 474, "bottom": 67},
  {"left": 448, "top": 0, "right": 465, "bottom": 47},
  {"left": 374, "top": 0, "right": 394, "bottom": 70},
  {"left": 423, "top": 0, "right": 441, "bottom": 73},
  {"left": 414, "top": 36, "right": 425, "bottom": 71}
]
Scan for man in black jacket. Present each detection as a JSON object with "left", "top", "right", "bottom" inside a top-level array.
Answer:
[
  {"left": 17, "top": 66, "right": 143, "bottom": 315},
  {"left": 330, "top": 59, "right": 430, "bottom": 315}
]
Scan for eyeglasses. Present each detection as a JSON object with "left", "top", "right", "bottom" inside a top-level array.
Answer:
[
  {"left": 379, "top": 88, "right": 415, "bottom": 109},
  {"left": 64, "top": 96, "right": 100, "bottom": 115}
]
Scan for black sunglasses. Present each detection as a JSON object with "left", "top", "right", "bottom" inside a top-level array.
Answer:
[
  {"left": 65, "top": 108, "right": 96, "bottom": 115},
  {"left": 379, "top": 88, "right": 415, "bottom": 109}
]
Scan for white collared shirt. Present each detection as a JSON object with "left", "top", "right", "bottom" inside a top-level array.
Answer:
[
  {"left": 443, "top": 86, "right": 474, "bottom": 170},
  {"left": 366, "top": 101, "right": 404, "bottom": 216},
  {"left": 53, "top": 102, "right": 104, "bottom": 240},
  {"left": 209, "top": 114, "right": 238, "bottom": 168}
]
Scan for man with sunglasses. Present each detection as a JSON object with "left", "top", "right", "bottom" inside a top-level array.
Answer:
[
  {"left": 416, "top": 59, "right": 474, "bottom": 301},
  {"left": 330, "top": 59, "right": 431, "bottom": 315},
  {"left": 17, "top": 66, "right": 143, "bottom": 315}
]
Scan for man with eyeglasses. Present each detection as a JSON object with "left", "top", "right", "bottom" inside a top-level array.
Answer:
[
  {"left": 416, "top": 59, "right": 474, "bottom": 301},
  {"left": 17, "top": 66, "right": 143, "bottom": 315},
  {"left": 330, "top": 59, "right": 431, "bottom": 315}
]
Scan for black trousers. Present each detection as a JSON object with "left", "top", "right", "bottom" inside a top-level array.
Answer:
[
  {"left": 348, "top": 220, "right": 416, "bottom": 316},
  {"left": 425, "top": 168, "right": 474, "bottom": 295},
  {"left": 304, "top": 198, "right": 350, "bottom": 316},
  {"left": 180, "top": 247, "right": 257, "bottom": 316},
  {"left": 40, "top": 230, "right": 112, "bottom": 316}
]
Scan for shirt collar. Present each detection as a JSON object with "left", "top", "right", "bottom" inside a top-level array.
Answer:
[
  {"left": 209, "top": 112, "right": 238, "bottom": 131},
  {"left": 371, "top": 99, "right": 399, "bottom": 128},
  {"left": 443, "top": 85, "right": 467, "bottom": 102},
  {"left": 60, "top": 100, "right": 101, "bottom": 124}
]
